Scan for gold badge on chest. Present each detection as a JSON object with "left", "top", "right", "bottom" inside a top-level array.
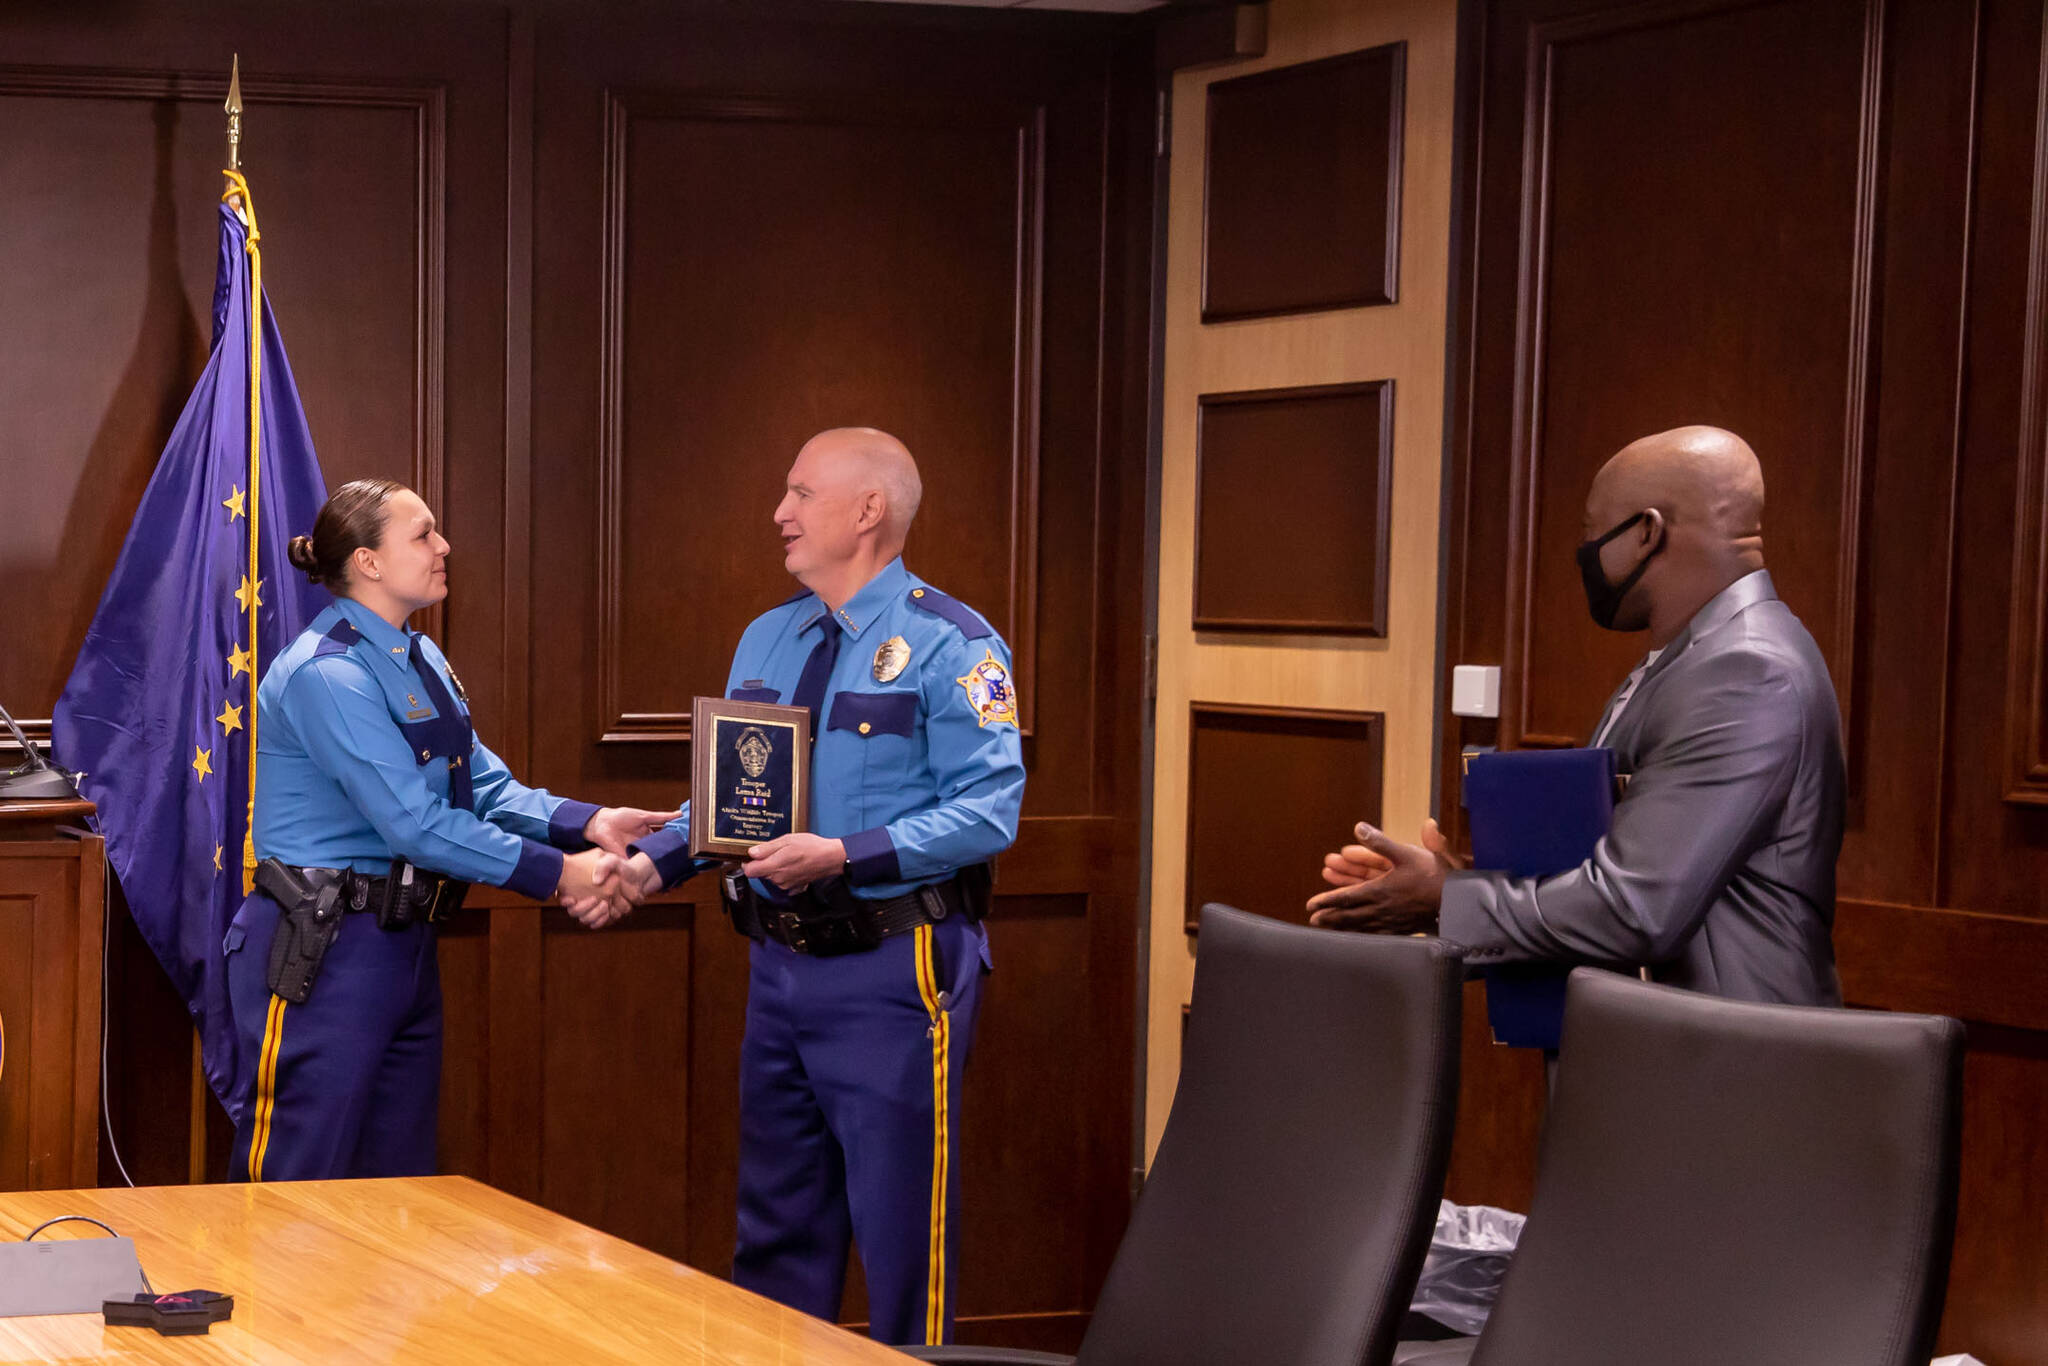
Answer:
[{"left": 873, "top": 635, "right": 912, "bottom": 684}]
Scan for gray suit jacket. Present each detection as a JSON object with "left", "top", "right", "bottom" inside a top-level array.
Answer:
[{"left": 1441, "top": 570, "right": 1844, "bottom": 1006}]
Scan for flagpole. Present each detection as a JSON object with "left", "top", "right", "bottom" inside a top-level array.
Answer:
[
  {"left": 222, "top": 56, "right": 264, "bottom": 896},
  {"left": 225, "top": 53, "right": 241, "bottom": 173}
]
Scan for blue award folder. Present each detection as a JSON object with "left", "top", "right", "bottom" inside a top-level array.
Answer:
[{"left": 1460, "top": 747, "right": 1618, "bottom": 1050}]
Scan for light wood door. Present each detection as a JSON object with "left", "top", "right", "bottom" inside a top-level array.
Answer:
[{"left": 1144, "top": 0, "right": 1461, "bottom": 1156}]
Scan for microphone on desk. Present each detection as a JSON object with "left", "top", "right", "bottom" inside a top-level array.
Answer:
[{"left": 0, "top": 698, "right": 81, "bottom": 800}]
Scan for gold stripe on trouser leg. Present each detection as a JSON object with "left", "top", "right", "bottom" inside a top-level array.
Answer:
[
  {"left": 912, "top": 925, "right": 951, "bottom": 1345},
  {"left": 248, "top": 994, "right": 288, "bottom": 1181}
]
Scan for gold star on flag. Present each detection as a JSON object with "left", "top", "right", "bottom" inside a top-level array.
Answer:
[
  {"left": 223, "top": 485, "right": 247, "bottom": 522},
  {"left": 193, "top": 746, "right": 213, "bottom": 780},
  {"left": 214, "top": 845, "right": 224, "bottom": 873},
  {"left": 228, "top": 645, "right": 253, "bottom": 679},
  {"left": 217, "top": 701, "right": 243, "bottom": 735},
  {"left": 234, "top": 575, "right": 264, "bottom": 612}
]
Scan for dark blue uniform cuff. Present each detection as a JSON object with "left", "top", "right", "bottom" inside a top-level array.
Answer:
[
  {"left": 548, "top": 799, "right": 601, "bottom": 849},
  {"left": 842, "top": 826, "right": 899, "bottom": 885},
  {"left": 506, "top": 839, "right": 563, "bottom": 901},
  {"left": 630, "top": 826, "right": 704, "bottom": 890}
]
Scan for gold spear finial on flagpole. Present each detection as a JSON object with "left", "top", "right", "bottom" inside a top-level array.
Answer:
[{"left": 225, "top": 54, "right": 243, "bottom": 172}]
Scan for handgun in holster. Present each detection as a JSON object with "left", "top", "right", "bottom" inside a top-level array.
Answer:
[
  {"left": 955, "top": 859, "right": 995, "bottom": 921},
  {"left": 253, "top": 858, "right": 345, "bottom": 1005}
]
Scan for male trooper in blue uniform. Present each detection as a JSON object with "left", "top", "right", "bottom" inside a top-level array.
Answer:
[{"left": 615, "top": 428, "right": 1024, "bottom": 1346}]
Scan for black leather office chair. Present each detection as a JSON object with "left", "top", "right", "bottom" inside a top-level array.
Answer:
[
  {"left": 1395, "top": 969, "right": 1964, "bottom": 1366},
  {"left": 910, "top": 903, "right": 1464, "bottom": 1366}
]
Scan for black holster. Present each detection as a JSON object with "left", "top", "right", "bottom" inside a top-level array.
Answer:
[
  {"left": 719, "top": 865, "right": 766, "bottom": 939},
  {"left": 954, "top": 859, "right": 995, "bottom": 921},
  {"left": 253, "top": 858, "right": 345, "bottom": 1005}
]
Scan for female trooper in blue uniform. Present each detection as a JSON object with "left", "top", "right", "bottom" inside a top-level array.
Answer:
[
  {"left": 594, "top": 429, "right": 1025, "bottom": 1348},
  {"left": 228, "top": 477, "right": 671, "bottom": 1182}
]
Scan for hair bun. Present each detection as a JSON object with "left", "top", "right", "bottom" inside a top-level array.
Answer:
[{"left": 287, "top": 535, "right": 320, "bottom": 575}]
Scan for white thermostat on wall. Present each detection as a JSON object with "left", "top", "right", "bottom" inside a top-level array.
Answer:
[{"left": 1451, "top": 665, "right": 1501, "bottom": 719}]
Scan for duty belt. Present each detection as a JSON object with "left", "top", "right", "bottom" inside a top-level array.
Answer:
[
  {"left": 252, "top": 857, "right": 467, "bottom": 1004},
  {"left": 719, "top": 867, "right": 987, "bottom": 957},
  {"left": 340, "top": 862, "right": 469, "bottom": 926},
  {"left": 265, "top": 861, "right": 468, "bottom": 927}
]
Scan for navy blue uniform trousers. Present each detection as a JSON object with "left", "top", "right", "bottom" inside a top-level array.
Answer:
[
  {"left": 734, "top": 912, "right": 984, "bottom": 1346},
  {"left": 225, "top": 893, "right": 443, "bottom": 1181}
]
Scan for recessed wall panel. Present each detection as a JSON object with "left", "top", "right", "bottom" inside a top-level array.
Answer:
[
  {"left": 1202, "top": 43, "right": 1404, "bottom": 321},
  {"left": 1185, "top": 703, "right": 1383, "bottom": 931},
  {"left": 1194, "top": 380, "right": 1392, "bottom": 635}
]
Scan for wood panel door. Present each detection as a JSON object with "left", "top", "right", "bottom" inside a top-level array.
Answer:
[
  {"left": 1443, "top": 0, "right": 2048, "bottom": 1358},
  {"left": 511, "top": 6, "right": 1154, "bottom": 1351},
  {"left": 1144, "top": 0, "right": 1461, "bottom": 1157}
]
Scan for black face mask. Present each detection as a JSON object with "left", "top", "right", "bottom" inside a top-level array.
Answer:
[{"left": 1577, "top": 511, "right": 1658, "bottom": 630}]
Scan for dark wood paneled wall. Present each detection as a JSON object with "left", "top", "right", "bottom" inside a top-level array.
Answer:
[
  {"left": 0, "top": 1, "right": 1153, "bottom": 1351},
  {"left": 589, "top": 86, "right": 1048, "bottom": 743},
  {"left": 1442, "top": 0, "right": 2048, "bottom": 1358}
]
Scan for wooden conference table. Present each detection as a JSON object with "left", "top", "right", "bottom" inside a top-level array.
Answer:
[{"left": 0, "top": 1176, "right": 914, "bottom": 1363}]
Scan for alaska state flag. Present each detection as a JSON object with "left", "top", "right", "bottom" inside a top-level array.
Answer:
[{"left": 53, "top": 178, "right": 329, "bottom": 1117}]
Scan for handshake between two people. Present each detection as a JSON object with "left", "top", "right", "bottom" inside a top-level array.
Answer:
[
  {"left": 552, "top": 808, "right": 853, "bottom": 929},
  {"left": 553, "top": 807, "right": 676, "bottom": 929}
]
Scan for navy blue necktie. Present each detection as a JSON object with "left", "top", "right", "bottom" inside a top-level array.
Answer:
[
  {"left": 791, "top": 615, "right": 843, "bottom": 724},
  {"left": 406, "top": 637, "right": 475, "bottom": 811}
]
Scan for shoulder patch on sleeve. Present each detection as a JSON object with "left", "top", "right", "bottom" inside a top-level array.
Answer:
[
  {"left": 908, "top": 586, "right": 993, "bottom": 640},
  {"left": 955, "top": 648, "right": 1018, "bottom": 728},
  {"left": 313, "top": 617, "right": 362, "bottom": 658}
]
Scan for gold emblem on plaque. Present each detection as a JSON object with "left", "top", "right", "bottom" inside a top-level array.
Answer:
[
  {"left": 873, "top": 635, "right": 912, "bottom": 683},
  {"left": 736, "top": 727, "right": 773, "bottom": 779}
]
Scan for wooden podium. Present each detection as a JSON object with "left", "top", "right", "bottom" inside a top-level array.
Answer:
[{"left": 0, "top": 799, "right": 102, "bottom": 1191}]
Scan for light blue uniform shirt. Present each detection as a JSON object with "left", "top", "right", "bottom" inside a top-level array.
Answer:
[
  {"left": 634, "top": 558, "right": 1025, "bottom": 898},
  {"left": 253, "top": 598, "right": 595, "bottom": 900}
]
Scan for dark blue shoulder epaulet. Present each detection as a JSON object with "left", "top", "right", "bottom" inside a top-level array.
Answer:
[
  {"left": 313, "top": 617, "right": 362, "bottom": 658},
  {"left": 776, "top": 587, "right": 815, "bottom": 608},
  {"left": 907, "top": 585, "right": 992, "bottom": 640}
]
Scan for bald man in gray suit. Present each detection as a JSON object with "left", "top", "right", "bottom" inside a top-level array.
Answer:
[{"left": 1310, "top": 426, "right": 1843, "bottom": 1006}]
